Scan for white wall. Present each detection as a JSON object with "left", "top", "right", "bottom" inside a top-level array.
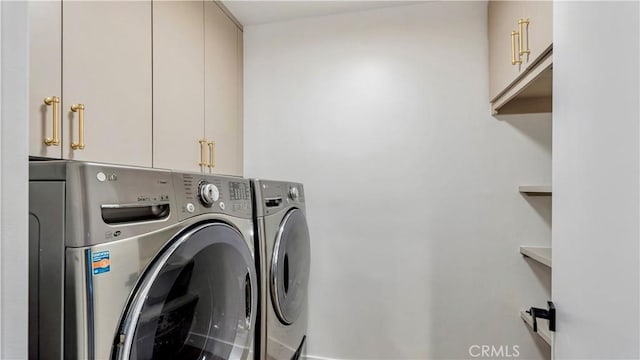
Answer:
[
  {"left": 0, "top": 1, "right": 29, "bottom": 358},
  {"left": 553, "top": 2, "right": 639, "bottom": 359},
  {"left": 244, "top": 2, "right": 552, "bottom": 359}
]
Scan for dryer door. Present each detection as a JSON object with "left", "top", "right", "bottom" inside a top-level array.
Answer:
[
  {"left": 271, "top": 208, "right": 311, "bottom": 325},
  {"left": 115, "top": 222, "right": 257, "bottom": 360}
]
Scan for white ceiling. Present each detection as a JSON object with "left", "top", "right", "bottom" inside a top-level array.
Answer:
[{"left": 222, "top": 1, "right": 422, "bottom": 26}]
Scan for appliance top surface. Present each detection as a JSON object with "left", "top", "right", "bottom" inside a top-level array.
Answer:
[
  {"left": 29, "top": 159, "right": 244, "bottom": 182},
  {"left": 29, "top": 160, "right": 172, "bottom": 181}
]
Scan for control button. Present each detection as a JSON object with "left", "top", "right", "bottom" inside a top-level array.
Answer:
[
  {"left": 186, "top": 203, "right": 195, "bottom": 213},
  {"left": 219, "top": 202, "right": 225, "bottom": 210},
  {"left": 197, "top": 181, "right": 220, "bottom": 207},
  {"left": 289, "top": 186, "right": 299, "bottom": 200},
  {"left": 96, "top": 172, "right": 106, "bottom": 182}
]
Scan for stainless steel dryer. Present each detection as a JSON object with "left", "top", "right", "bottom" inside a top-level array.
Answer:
[
  {"left": 252, "top": 180, "right": 310, "bottom": 360},
  {"left": 29, "top": 160, "right": 258, "bottom": 360}
]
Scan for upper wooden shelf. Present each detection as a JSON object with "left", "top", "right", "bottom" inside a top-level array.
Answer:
[
  {"left": 520, "top": 246, "right": 552, "bottom": 267},
  {"left": 518, "top": 185, "right": 552, "bottom": 196}
]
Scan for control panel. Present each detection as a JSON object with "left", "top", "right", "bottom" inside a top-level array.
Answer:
[
  {"left": 80, "top": 165, "right": 174, "bottom": 210},
  {"left": 172, "top": 172, "right": 252, "bottom": 221},
  {"left": 29, "top": 161, "right": 255, "bottom": 247},
  {"left": 255, "top": 180, "right": 305, "bottom": 216}
]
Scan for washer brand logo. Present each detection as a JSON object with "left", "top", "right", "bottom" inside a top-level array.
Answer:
[
  {"left": 92, "top": 251, "right": 111, "bottom": 275},
  {"left": 469, "top": 345, "right": 520, "bottom": 358}
]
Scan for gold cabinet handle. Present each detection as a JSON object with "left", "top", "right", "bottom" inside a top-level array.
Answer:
[
  {"left": 44, "top": 96, "right": 60, "bottom": 146},
  {"left": 199, "top": 139, "right": 208, "bottom": 171},
  {"left": 511, "top": 31, "right": 522, "bottom": 65},
  {"left": 70, "top": 104, "right": 85, "bottom": 150},
  {"left": 519, "top": 18, "right": 530, "bottom": 58},
  {"left": 207, "top": 141, "right": 216, "bottom": 171}
]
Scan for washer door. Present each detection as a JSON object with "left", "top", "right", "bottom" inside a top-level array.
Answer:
[
  {"left": 271, "top": 208, "right": 311, "bottom": 325},
  {"left": 116, "top": 222, "right": 257, "bottom": 360}
]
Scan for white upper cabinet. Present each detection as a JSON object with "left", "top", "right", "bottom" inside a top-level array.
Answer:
[
  {"left": 488, "top": 1, "right": 523, "bottom": 102},
  {"left": 62, "top": 1, "right": 152, "bottom": 166},
  {"left": 519, "top": 1, "right": 553, "bottom": 72},
  {"left": 488, "top": 1, "right": 552, "bottom": 115},
  {"left": 28, "top": 0, "right": 244, "bottom": 172},
  {"left": 28, "top": 1, "right": 153, "bottom": 167},
  {"left": 205, "top": 1, "right": 243, "bottom": 176},
  {"left": 152, "top": 0, "right": 206, "bottom": 173},
  {"left": 153, "top": 0, "right": 243, "bottom": 175},
  {"left": 29, "top": 1, "right": 62, "bottom": 159}
]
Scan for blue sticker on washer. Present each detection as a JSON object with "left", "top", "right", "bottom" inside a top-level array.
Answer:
[{"left": 92, "top": 251, "right": 111, "bottom": 275}]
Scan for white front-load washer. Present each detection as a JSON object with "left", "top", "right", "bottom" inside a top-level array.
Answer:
[
  {"left": 251, "top": 180, "right": 310, "bottom": 360},
  {"left": 29, "top": 161, "right": 258, "bottom": 359}
]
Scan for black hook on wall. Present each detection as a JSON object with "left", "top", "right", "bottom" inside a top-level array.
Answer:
[{"left": 526, "top": 301, "right": 556, "bottom": 333}]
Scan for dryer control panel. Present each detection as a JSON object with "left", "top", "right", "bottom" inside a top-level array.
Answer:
[
  {"left": 253, "top": 179, "right": 306, "bottom": 217},
  {"left": 172, "top": 172, "right": 252, "bottom": 221}
]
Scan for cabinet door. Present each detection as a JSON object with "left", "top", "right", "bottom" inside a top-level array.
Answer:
[
  {"left": 29, "top": 1, "right": 62, "bottom": 159},
  {"left": 520, "top": 1, "right": 553, "bottom": 71},
  {"left": 204, "top": 1, "right": 242, "bottom": 176},
  {"left": 488, "top": 1, "right": 523, "bottom": 100},
  {"left": 153, "top": 0, "right": 205, "bottom": 172},
  {"left": 62, "top": 1, "right": 152, "bottom": 167}
]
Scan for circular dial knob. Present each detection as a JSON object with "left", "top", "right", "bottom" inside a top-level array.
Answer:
[
  {"left": 288, "top": 186, "right": 299, "bottom": 200},
  {"left": 198, "top": 182, "right": 219, "bottom": 207}
]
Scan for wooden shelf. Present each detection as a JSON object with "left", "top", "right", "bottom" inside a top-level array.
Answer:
[
  {"left": 520, "top": 246, "right": 552, "bottom": 267},
  {"left": 518, "top": 185, "right": 552, "bottom": 196},
  {"left": 520, "top": 310, "right": 552, "bottom": 346}
]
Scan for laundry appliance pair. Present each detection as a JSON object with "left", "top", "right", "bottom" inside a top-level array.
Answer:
[{"left": 28, "top": 161, "right": 310, "bottom": 360}]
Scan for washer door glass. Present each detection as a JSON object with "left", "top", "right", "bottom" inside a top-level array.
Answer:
[
  {"left": 271, "top": 208, "right": 311, "bottom": 325},
  {"left": 118, "top": 222, "right": 257, "bottom": 360}
]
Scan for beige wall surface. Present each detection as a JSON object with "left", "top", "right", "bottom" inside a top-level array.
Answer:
[{"left": 244, "top": 2, "right": 553, "bottom": 359}]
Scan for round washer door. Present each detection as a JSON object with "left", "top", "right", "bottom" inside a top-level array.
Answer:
[
  {"left": 116, "top": 222, "right": 257, "bottom": 360},
  {"left": 271, "top": 208, "right": 311, "bottom": 325}
]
